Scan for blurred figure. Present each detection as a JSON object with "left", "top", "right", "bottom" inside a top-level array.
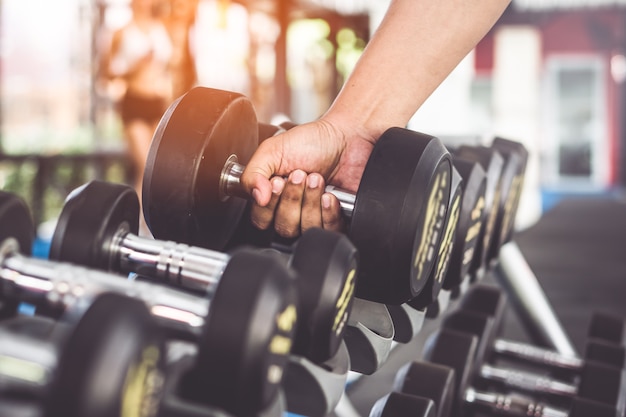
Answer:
[
  {"left": 165, "top": 0, "right": 200, "bottom": 99},
  {"left": 101, "top": 0, "right": 173, "bottom": 200}
]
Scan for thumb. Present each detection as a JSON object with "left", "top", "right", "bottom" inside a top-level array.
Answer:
[{"left": 241, "top": 152, "right": 276, "bottom": 207}]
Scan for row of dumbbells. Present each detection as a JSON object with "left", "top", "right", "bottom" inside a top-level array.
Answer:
[
  {"left": 371, "top": 284, "right": 626, "bottom": 417},
  {"left": 0, "top": 86, "right": 529, "bottom": 417}
]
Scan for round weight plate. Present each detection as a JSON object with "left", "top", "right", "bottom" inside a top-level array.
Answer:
[
  {"left": 492, "top": 137, "right": 529, "bottom": 245},
  {"left": 48, "top": 292, "right": 166, "bottom": 417},
  {"left": 585, "top": 339, "right": 625, "bottom": 369},
  {"left": 445, "top": 158, "right": 486, "bottom": 291},
  {"left": 577, "top": 361, "right": 622, "bottom": 405},
  {"left": 441, "top": 309, "right": 496, "bottom": 368},
  {"left": 0, "top": 191, "right": 34, "bottom": 255},
  {"left": 587, "top": 312, "right": 625, "bottom": 345},
  {"left": 186, "top": 249, "right": 298, "bottom": 416},
  {"left": 143, "top": 87, "right": 258, "bottom": 249},
  {"left": 49, "top": 181, "right": 139, "bottom": 272},
  {"left": 454, "top": 146, "right": 504, "bottom": 277},
  {"left": 369, "top": 392, "right": 437, "bottom": 417},
  {"left": 409, "top": 168, "right": 462, "bottom": 310},
  {"left": 459, "top": 284, "right": 507, "bottom": 333},
  {"left": 423, "top": 328, "right": 478, "bottom": 417},
  {"left": 394, "top": 361, "right": 456, "bottom": 417},
  {"left": 351, "top": 127, "right": 452, "bottom": 305},
  {"left": 289, "top": 227, "right": 358, "bottom": 363},
  {"left": 486, "top": 148, "right": 521, "bottom": 263}
]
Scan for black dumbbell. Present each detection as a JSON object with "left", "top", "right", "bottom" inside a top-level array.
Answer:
[
  {"left": 142, "top": 86, "right": 453, "bottom": 305},
  {"left": 453, "top": 146, "right": 505, "bottom": 279},
  {"left": 0, "top": 191, "right": 298, "bottom": 417},
  {"left": 0, "top": 293, "right": 165, "bottom": 417},
  {"left": 49, "top": 180, "right": 357, "bottom": 364},
  {"left": 422, "top": 328, "right": 620, "bottom": 417},
  {"left": 369, "top": 392, "right": 437, "bottom": 417},
  {"left": 457, "top": 284, "right": 626, "bottom": 370},
  {"left": 441, "top": 308, "right": 623, "bottom": 407},
  {"left": 393, "top": 361, "right": 456, "bottom": 417},
  {"left": 0, "top": 191, "right": 35, "bottom": 319}
]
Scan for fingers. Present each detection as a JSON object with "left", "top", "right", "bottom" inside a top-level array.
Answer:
[
  {"left": 250, "top": 177, "right": 284, "bottom": 230},
  {"left": 240, "top": 141, "right": 279, "bottom": 207},
  {"left": 248, "top": 171, "right": 345, "bottom": 237}
]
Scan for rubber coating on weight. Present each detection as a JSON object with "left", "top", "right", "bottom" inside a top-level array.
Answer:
[
  {"left": 47, "top": 293, "right": 165, "bottom": 417},
  {"left": 289, "top": 228, "right": 358, "bottom": 363},
  {"left": 49, "top": 181, "right": 139, "bottom": 271},
  {"left": 369, "top": 392, "right": 437, "bottom": 417},
  {"left": 0, "top": 191, "right": 34, "bottom": 255},
  {"left": 143, "top": 87, "right": 257, "bottom": 249},
  {"left": 350, "top": 127, "right": 452, "bottom": 305},
  {"left": 394, "top": 361, "right": 456, "bottom": 417},
  {"left": 183, "top": 249, "right": 298, "bottom": 416}
]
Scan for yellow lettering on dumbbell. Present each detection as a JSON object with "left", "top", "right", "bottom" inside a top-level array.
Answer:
[
  {"left": 500, "top": 175, "right": 522, "bottom": 244},
  {"left": 269, "top": 335, "right": 293, "bottom": 355},
  {"left": 121, "top": 345, "right": 164, "bottom": 417},
  {"left": 434, "top": 193, "right": 461, "bottom": 283},
  {"left": 465, "top": 196, "right": 485, "bottom": 243},
  {"left": 483, "top": 183, "right": 501, "bottom": 255},
  {"left": 414, "top": 169, "right": 448, "bottom": 280},
  {"left": 276, "top": 304, "right": 297, "bottom": 333},
  {"left": 0, "top": 355, "right": 47, "bottom": 384},
  {"left": 333, "top": 268, "right": 356, "bottom": 334}
]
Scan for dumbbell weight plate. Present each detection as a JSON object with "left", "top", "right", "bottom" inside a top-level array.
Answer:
[
  {"left": 444, "top": 158, "right": 486, "bottom": 292},
  {"left": 491, "top": 138, "right": 528, "bottom": 246},
  {"left": 49, "top": 181, "right": 139, "bottom": 271},
  {"left": 180, "top": 249, "right": 298, "bottom": 416},
  {"left": 454, "top": 147, "right": 504, "bottom": 275},
  {"left": 407, "top": 167, "right": 462, "bottom": 310},
  {"left": 143, "top": 88, "right": 258, "bottom": 249},
  {"left": 47, "top": 293, "right": 166, "bottom": 417},
  {"left": 588, "top": 312, "right": 625, "bottom": 345},
  {"left": 289, "top": 228, "right": 358, "bottom": 363},
  {"left": 394, "top": 361, "right": 456, "bottom": 417},
  {"left": 0, "top": 192, "right": 35, "bottom": 319},
  {"left": 423, "top": 328, "right": 478, "bottom": 417},
  {"left": 370, "top": 392, "right": 437, "bottom": 417}
]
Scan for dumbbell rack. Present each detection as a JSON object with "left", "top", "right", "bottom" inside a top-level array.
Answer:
[{"left": 335, "top": 240, "right": 582, "bottom": 417}]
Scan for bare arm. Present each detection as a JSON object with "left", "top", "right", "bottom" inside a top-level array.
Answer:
[{"left": 242, "top": 0, "right": 511, "bottom": 236}]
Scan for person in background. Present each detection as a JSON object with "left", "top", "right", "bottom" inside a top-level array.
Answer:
[
  {"left": 164, "top": 0, "right": 200, "bottom": 99},
  {"left": 101, "top": 0, "right": 173, "bottom": 202},
  {"left": 241, "top": 0, "right": 512, "bottom": 238}
]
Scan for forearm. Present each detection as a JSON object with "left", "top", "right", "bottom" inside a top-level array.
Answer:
[{"left": 324, "top": 0, "right": 511, "bottom": 141}]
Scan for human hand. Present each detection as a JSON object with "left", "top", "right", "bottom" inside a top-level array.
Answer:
[{"left": 240, "top": 119, "right": 376, "bottom": 237}]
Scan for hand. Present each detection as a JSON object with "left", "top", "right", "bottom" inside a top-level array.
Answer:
[{"left": 241, "top": 118, "right": 376, "bottom": 237}]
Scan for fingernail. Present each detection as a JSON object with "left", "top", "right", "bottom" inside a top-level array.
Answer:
[
  {"left": 272, "top": 177, "right": 285, "bottom": 194},
  {"left": 307, "top": 174, "right": 319, "bottom": 189},
  {"left": 252, "top": 188, "right": 262, "bottom": 204},
  {"left": 322, "top": 194, "right": 331, "bottom": 209},
  {"left": 290, "top": 170, "right": 306, "bottom": 185}
]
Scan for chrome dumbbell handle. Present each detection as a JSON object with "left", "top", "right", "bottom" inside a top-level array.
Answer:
[
  {"left": 220, "top": 156, "right": 356, "bottom": 216},
  {"left": 465, "top": 388, "right": 568, "bottom": 417},
  {"left": 115, "top": 231, "right": 229, "bottom": 294},
  {"left": 493, "top": 339, "right": 583, "bottom": 371},
  {"left": 0, "top": 239, "right": 208, "bottom": 338},
  {"left": 479, "top": 364, "right": 578, "bottom": 397}
]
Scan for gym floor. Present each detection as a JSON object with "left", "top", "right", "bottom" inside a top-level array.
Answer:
[{"left": 341, "top": 193, "right": 626, "bottom": 416}]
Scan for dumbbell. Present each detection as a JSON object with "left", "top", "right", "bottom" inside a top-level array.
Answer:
[
  {"left": 455, "top": 284, "right": 626, "bottom": 371},
  {"left": 453, "top": 146, "right": 505, "bottom": 279},
  {"left": 0, "top": 191, "right": 298, "bottom": 417},
  {"left": 420, "top": 328, "right": 620, "bottom": 417},
  {"left": 142, "top": 86, "right": 453, "bottom": 305},
  {"left": 0, "top": 191, "right": 34, "bottom": 319},
  {"left": 49, "top": 180, "right": 357, "bottom": 364},
  {"left": 441, "top": 308, "right": 624, "bottom": 407},
  {"left": 0, "top": 293, "right": 165, "bottom": 417},
  {"left": 369, "top": 392, "right": 437, "bottom": 417}
]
